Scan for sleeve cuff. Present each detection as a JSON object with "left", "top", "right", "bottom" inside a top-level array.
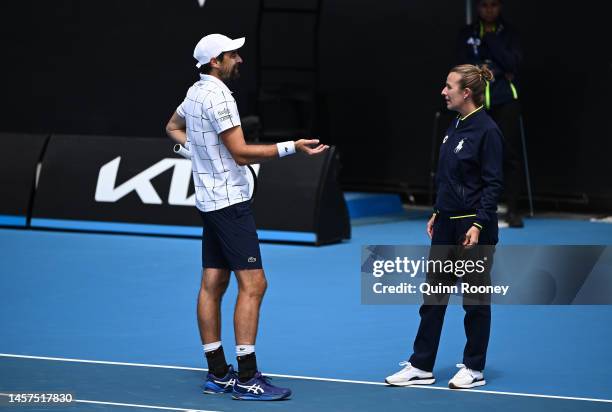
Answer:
[{"left": 472, "top": 222, "right": 483, "bottom": 230}]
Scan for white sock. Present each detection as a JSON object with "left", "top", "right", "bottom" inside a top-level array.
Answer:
[
  {"left": 203, "top": 341, "right": 222, "bottom": 353},
  {"left": 236, "top": 344, "right": 255, "bottom": 357}
]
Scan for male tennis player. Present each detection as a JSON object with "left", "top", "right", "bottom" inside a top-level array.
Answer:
[{"left": 165, "top": 34, "right": 328, "bottom": 401}]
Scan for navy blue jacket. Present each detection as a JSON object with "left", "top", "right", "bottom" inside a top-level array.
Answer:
[
  {"left": 434, "top": 108, "right": 504, "bottom": 229},
  {"left": 458, "top": 19, "right": 522, "bottom": 106}
]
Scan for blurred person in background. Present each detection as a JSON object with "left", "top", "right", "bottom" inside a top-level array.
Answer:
[{"left": 458, "top": 0, "right": 524, "bottom": 228}]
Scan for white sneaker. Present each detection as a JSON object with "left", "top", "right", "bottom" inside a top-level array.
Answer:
[
  {"left": 448, "top": 363, "right": 486, "bottom": 389},
  {"left": 385, "top": 361, "right": 435, "bottom": 386}
]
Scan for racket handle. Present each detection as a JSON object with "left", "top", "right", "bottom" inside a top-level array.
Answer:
[{"left": 173, "top": 144, "right": 191, "bottom": 159}]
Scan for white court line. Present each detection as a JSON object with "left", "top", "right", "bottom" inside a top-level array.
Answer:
[
  {"left": 0, "top": 393, "right": 218, "bottom": 412},
  {"left": 0, "top": 353, "right": 204, "bottom": 371},
  {"left": 1, "top": 353, "right": 611, "bottom": 404}
]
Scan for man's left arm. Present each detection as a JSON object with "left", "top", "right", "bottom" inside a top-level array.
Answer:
[
  {"left": 221, "top": 126, "right": 327, "bottom": 166},
  {"left": 208, "top": 94, "right": 327, "bottom": 165}
]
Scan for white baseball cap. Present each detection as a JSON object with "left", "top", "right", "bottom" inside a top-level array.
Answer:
[{"left": 193, "top": 34, "right": 245, "bottom": 68}]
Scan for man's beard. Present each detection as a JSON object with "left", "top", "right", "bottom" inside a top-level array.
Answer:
[{"left": 221, "top": 65, "right": 240, "bottom": 81}]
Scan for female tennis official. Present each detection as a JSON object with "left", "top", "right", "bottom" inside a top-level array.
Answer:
[{"left": 386, "top": 65, "right": 503, "bottom": 389}]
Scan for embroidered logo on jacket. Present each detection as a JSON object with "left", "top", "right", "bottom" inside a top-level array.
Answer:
[{"left": 454, "top": 139, "right": 465, "bottom": 153}]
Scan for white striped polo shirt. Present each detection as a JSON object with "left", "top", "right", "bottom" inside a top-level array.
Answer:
[{"left": 176, "top": 74, "right": 251, "bottom": 212}]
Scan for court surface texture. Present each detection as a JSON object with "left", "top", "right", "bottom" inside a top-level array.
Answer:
[{"left": 1, "top": 213, "right": 612, "bottom": 411}]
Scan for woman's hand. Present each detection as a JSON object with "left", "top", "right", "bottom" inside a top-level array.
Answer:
[
  {"left": 463, "top": 225, "right": 480, "bottom": 248},
  {"left": 426, "top": 214, "right": 436, "bottom": 239}
]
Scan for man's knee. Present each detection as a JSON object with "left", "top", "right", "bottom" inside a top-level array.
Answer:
[
  {"left": 238, "top": 270, "right": 267, "bottom": 299},
  {"left": 203, "top": 280, "right": 230, "bottom": 295},
  {"left": 246, "top": 276, "right": 267, "bottom": 299},
  {"left": 201, "top": 270, "right": 230, "bottom": 298}
]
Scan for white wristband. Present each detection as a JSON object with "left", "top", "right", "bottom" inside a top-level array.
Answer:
[{"left": 277, "top": 141, "right": 296, "bottom": 158}]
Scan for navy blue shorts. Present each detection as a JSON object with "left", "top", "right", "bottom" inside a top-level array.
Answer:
[{"left": 199, "top": 201, "right": 263, "bottom": 271}]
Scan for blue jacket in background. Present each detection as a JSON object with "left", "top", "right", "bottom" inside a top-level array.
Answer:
[
  {"left": 458, "top": 19, "right": 522, "bottom": 106},
  {"left": 434, "top": 107, "right": 504, "bottom": 229}
]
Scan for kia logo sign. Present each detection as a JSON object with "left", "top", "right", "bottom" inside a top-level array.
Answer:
[{"left": 95, "top": 156, "right": 195, "bottom": 206}]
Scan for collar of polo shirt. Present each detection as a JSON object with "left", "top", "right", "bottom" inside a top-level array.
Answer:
[{"left": 199, "top": 74, "right": 234, "bottom": 95}]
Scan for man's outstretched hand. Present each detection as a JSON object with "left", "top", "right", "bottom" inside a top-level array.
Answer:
[{"left": 296, "top": 139, "right": 329, "bottom": 155}]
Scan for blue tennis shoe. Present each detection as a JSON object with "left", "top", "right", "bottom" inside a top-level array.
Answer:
[
  {"left": 232, "top": 371, "right": 292, "bottom": 401},
  {"left": 202, "top": 365, "right": 237, "bottom": 394}
]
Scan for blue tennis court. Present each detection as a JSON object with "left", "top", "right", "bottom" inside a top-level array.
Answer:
[
  {"left": 1, "top": 214, "right": 612, "bottom": 411},
  {"left": 3, "top": 0, "right": 611, "bottom": 410}
]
